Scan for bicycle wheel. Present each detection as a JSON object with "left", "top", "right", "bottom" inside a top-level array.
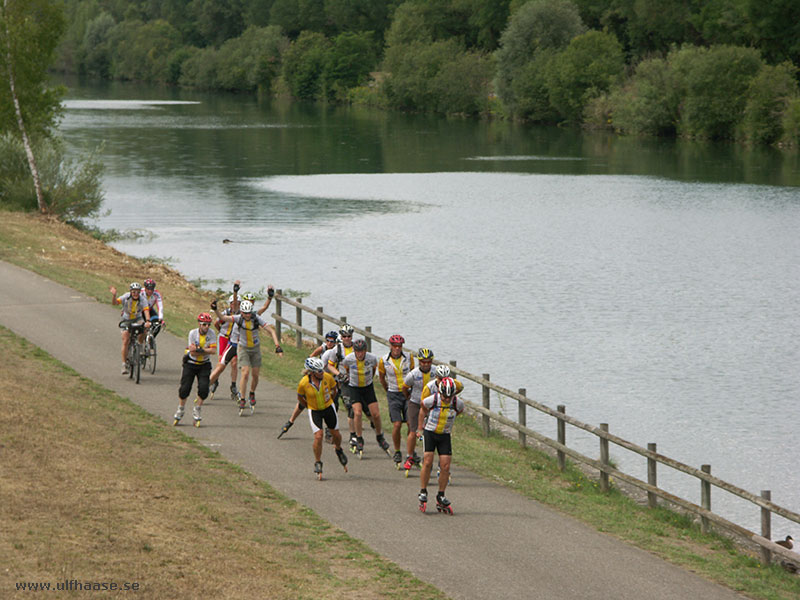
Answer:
[
  {"left": 149, "top": 336, "right": 157, "bottom": 374},
  {"left": 133, "top": 344, "right": 141, "bottom": 384}
]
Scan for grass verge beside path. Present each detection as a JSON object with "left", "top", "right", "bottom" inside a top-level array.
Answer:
[
  {"left": 0, "top": 325, "right": 446, "bottom": 599},
  {"left": 2, "top": 212, "right": 800, "bottom": 599}
]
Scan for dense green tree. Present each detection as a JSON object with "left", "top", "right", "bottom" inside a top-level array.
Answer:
[
  {"left": 269, "top": 0, "right": 325, "bottom": 38},
  {"left": 108, "top": 19, "right": 182, "bottom": 81},
  {"left": 178, "top": 45, "right": 218, "bottom": 88},
  {"left": 740, "top": 62, "right": 798, "bottom": 145},
  {"left": 744, "top": 0, "right": 800, "bottom": 67},
  {"left": 324, "top": 31, "right": 377, "bottom": 99},
  {"left": 671, "top": 44, "right": 762, "bottom": 139},
  {"left": 452, "top": 0, "right": 510, "bottom": 50},
  {"left": 82, "top": 12, "right": 115, "bottom": 77},
  {"left": 603, "top": 56, "right": 680, "bottom": 135},
  {"left": 494, "top": 0, "right": 585, "bottom": 117},
  {"left": 281, "top": 30, "right": 330, "bottom": 100},
  {"left": 215, "top": 25, "right": 287, "bottom": 92},
  {"left": 189, "top": 0, "right": 245, "bottom": 47},
  {"left": 323, "top": 0, "right": 393, "bottom": 39},
  {"left": 545, "top": 29, "right": 624, "bottom": 122},
  {"left": 384, "top": 1, "right": 433, "bottom": 46}
]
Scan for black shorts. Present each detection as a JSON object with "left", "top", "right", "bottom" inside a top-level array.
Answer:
[
  {"left": 422, "top": 430, "right": 452, "bottom": 456},
  {"left": 350, "top": 383, "right": 377, "bottom": 409},
  {"left": 310, "top": 404, "right": 338, "bottom": 432}
]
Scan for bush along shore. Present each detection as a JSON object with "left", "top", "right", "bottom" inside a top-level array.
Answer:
[{"left": 1, "top": 211, "right": 800, "bottom": 599}]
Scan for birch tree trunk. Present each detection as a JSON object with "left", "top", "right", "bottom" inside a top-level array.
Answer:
[{"left": 2, "top": 0, "right": 47, "bottom": 213}]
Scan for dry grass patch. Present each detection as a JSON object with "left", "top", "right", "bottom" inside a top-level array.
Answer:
[{"left": 0, "top": 328, "right": 445, "bottom": 599}]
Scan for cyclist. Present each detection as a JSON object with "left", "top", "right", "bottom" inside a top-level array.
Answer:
[
  {"left": 378, "top": 334, "right": 415, "bottom": 467},
  {"left": 296, "top": 357, "right": 348, "bottom": 478},
  {"left": 401, "top": 347, "right": 436, "bottom": 470},
  {"left": 110, "top": 282, "right": 151, "bottom": 374},
  {"left": 278, "top": 330, "right": 339, "bottom": 439},
  {"left": 335, "top": 338, "right": 389, "bottom": 455},
  {"left": 417, "top": 377, "right": 465, "bottom": 514},
  {"left": 173, "top": 313, "right": 217, "bottom": 426},
  {"left": 212, "top": 298, "right": 276, "bottom": 413},
  {"left": 142, "top": 278, "right": 164, "bottom": 336}
]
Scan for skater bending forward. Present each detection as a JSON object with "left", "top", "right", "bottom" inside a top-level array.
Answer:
[
  {"left": 296, "top": 357, "right": 349, "bottom": 478},
  {"left": 174, "top": 313, "right": 217, "bottom": 427},
  {"left": 417, "top": 377, "right": 464, "bottom": 513}
]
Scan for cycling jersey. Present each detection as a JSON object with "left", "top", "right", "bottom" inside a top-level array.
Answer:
[
  {"left": 185, "top": 327, "right": 217, "bottom": 365},
  {"left": 296, "top": 372, "right": 338, "bottom": 411},
  {"left": 234, "top": 314, "right": 267, "bottom": 348},
  {"left": 378, "top": 351, "right": 415, "bottom": 392},
  {"left": 117, "top": 292, "right": 147, "bottom": 321},
  {"left": 422, "top": 392, "right": 465, "bottom": 434},
  {"left": 403, "top": 366, "right": 437, "bottom": 404},
  {"left": 218, "top": 307, "right": 236, "bottom": 339},
  {"left": 339, "top": 351, "right": 378, "bottom": 387},
  {"left": 144, "top": 289, "right": 164, "bottom": 318},
  {"left": 421, "top": 377, "right": 464, "bottom": 403}
]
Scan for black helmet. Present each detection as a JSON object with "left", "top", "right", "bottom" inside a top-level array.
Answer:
[{"left": 353, "top": 339, "right": 367, "bottom": 351}]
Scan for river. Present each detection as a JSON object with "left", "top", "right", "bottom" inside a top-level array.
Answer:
[{"left": 58, "top": 77, "right": 800, "bottom": 536}]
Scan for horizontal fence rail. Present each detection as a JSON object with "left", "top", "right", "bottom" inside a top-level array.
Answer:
[{"left": 271, "top": 291, "right": 800, "bottom": 568}]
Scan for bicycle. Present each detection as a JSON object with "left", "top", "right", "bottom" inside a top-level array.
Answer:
[
  {"left": 119, "top": 318, "right": 145, "bottom": 384},
  {"left": 142, "top": 319, "right": 161, "bottom": 375}
]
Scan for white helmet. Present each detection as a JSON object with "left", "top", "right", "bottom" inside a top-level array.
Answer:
[
  {"left": 435, "top": 364, "right": 451, "bottom": 378},
  {"left": 305, "top": 357, "right": 325, "bottom": 372},
  {"left": 228, "top": 294, "right": 238, "bottom": 303},
  {"left": 240, "top": 300, "right": 254, "bottom": 313}
]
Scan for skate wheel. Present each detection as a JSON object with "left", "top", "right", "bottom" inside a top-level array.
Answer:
[
  {"left": 419, "top": 502, "right": 426, "bottom": 513},
  {"left": 358, "top": 451, "right": 363, "bottom": 459},
  {"left": 173, "top": 419, "right": 179, "bottom": 426},
  {"left": 342, "top": 465, "right": 348, "bottom": 473},
  {"left": 317, "top": 472, "right": 323, "bottom": 481},
  {"left": 405, "top": 469, "right": 410, "bottom": 478},
  {"left": 194, "top": 421, "right": 200, "bottom": 428}
]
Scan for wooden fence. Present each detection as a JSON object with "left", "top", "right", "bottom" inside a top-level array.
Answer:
[{"left": 271, "top": 291, "right": 800, "bottom": 569}]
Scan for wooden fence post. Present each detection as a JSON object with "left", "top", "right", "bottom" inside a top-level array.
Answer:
[
  {"left": 518, "top": 388, "right": 527, "bottom": 448},
  {"left": 316, "top": 306, "right": 323, "bottom": 338},
  {"left": 557, "top": 405, "right": 566, "bottom": 472},
  {"left": 701, "top": 464, "right": 711, "bottom": 534},
  {"left": 482, "top": 373, "right": 490, "bottom": 436},
  {"left": 449, "top": 360, "right": 457, "bottom": 372},
  {"left": 365, "top": 326, "right": 372, "bottom": 352},
  {"left": 275, "top": 289, "right": 282, "bottom": 343},
  {"left": 295, "top": 298, "right": 303, "bottom": 348},
  {"left": 760, "top": 490, "right": 772, "bottom": 566},
  {"left": 600, "top": 423, "right": 610, "bottom": 492},
  {"left": 647, "top": 443, "right": 658, "bottom": 509}
]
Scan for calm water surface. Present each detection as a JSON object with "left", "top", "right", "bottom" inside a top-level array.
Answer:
[{"left": 59, "top": 79, "right": 800, "bottom": 534}]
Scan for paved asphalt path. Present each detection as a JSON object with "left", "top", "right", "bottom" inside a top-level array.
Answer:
[{"left": 0, "top": 260, "right": 746, "bottom": 600}]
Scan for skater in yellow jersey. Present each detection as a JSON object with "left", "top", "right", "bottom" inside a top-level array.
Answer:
[
  {"left": 296, "top": 357, "right": 349, "bottom": 479},
  {"left": 417, "top": 377, "right": 464, "bottom": 514},
  {"left": 173, "top": 313, "right": 217, "bottom": 427}
]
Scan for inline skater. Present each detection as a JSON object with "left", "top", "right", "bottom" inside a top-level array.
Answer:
[
  {"left": 110, "top": 282, "right": 151, "bottom": 374},
  {"left": 401, "top": 347, "right": 436, "bottom": 473},
  {"left": 335, "top": 338, "right": 388, "bottom": 457},
  {"left": 209, "top": 283, "right": 241, "bottom": 400},
  {"left": 296, "top": 357, "right": 349, "bottom": 479},
  {"left": 378, "top": 334, "right": 415, "bottom": 468},
  {"left": 417, "top": 377, "right": 464, "bottom": 514},
  {"left": 278, "top": 330, "right": 339, "bottom": 439},
  {"left": 420, "top": 364, "right": 463, "bottom": 402},
  {"left": 212, "top": 298, "right": 278, "bottom": 415},
  {"left": 173, "top": 313, "right": 217, "bottom": 427}
]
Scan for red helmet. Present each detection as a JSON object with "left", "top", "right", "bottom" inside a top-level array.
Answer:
[
  {"left": 143, "top": 278, "right": 156, "bottom": 290},
  {"left": 389, "top": 334, "right": 405, "bottom": 345},
  {"left": 438, "top": 377, "right": 457, "bottom": 397},
  {"left": 197, "top": 312, "right": 212, "bottom": 323}
]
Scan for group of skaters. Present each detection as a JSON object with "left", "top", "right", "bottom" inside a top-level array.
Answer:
[{"left": 112, "top": 280, "right": 464, "bottom": 513}]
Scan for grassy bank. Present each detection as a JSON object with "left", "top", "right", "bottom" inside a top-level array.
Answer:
[{"left": 1, "top": 211, "right": 799, "bottom": 599}]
